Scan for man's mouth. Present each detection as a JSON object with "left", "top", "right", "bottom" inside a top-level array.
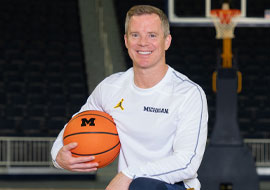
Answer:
[{"left": 137, "top": 51, "right": 152, "bottom": 55}]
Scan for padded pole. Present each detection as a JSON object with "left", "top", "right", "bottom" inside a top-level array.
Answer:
[
  {"left": 198, "top": 69, "right": 259, "bottom": 190},
  {"left": 222, "top": 38, "right": 233, "bottom": 68}
]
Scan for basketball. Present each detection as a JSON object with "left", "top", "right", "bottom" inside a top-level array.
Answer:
[{"left": 63, "top": 110, "right": 120, "bottom": 168}]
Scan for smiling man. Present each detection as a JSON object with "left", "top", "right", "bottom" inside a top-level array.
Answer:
[{"left": 51, "top": 5, "right": 208, "bottom": 190}]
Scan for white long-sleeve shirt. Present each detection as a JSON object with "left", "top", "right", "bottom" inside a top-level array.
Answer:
[{"left": 51, "top": 66, "right": 208, "bottom": 189}]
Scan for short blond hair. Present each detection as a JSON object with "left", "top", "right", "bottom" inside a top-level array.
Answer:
[{"left": 125, "top": 5, "right": 170, "bottom": 37}]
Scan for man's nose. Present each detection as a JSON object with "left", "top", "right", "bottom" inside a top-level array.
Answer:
[{"left": 138, "top": 36, "right": 148, "bottom": 46}]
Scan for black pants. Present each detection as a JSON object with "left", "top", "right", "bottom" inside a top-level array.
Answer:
[{"left": 129, "top": 177, "right": 187, "bottom": 190}]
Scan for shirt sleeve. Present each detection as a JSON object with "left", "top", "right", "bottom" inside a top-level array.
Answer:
[
  {"left": 122, "top": 85, "right": 208, "bottom": 184},
  {"left": 51, "top": 127, "right": 65, "bottom": 169},
  {"left": 50, "top": 83, "right": 104, "bottom": 168}
]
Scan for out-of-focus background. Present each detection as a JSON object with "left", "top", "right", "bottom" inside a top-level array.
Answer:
[{"left": 0, "top": 0, "right": 270, "bottom": 189}]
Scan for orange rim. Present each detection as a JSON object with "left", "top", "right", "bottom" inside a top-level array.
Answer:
[{"left": 211, "top": 9, "right": 241, "bottom": 24}]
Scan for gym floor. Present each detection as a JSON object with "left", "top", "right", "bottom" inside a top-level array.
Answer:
[
  {"left": 1, "top": 177, "right": 270, "bottom": 190},
  {"left": 0, "top": 180, "right": 270, "bottom": 189},
  {"left": 0, "top": 181, "right": 270, "bottom": 190},
  {"left": 0, "top": 172, "right": 112, "bottom": 190},
  {"left": 0, "top": 160, "right": 117, "bottom": 190},
  {"left": 1, "top": 160, "right": 270, "bottom": 190},
  {"left": 0, "top": 179, "right": 110, "bottom": 190}
]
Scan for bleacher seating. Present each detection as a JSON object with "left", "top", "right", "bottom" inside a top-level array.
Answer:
[
  {"left": 113, "top": 0, "right": 270, "bottom": 138},
  {"left": 1, "top": 0, "right": 269, "bottom": 139},
  {"left": 0, "top": 0, "right": 88, "bottom": 137}
]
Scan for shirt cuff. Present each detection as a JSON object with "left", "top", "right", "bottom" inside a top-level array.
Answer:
[
  {"left": 122, "top": 168, "right": 135, "bottom": 179},
  {"left": 52, "top": 159, "right": 63, "bottom": 169},
  {"left": 122, "top": 165, "right": 146, "bottom": 180}
]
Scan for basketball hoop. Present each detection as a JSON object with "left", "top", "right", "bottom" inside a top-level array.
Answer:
[
  {"left": 211, "top": 9, "right": 241, "bottom": 39},
  {"left": 210, "top": 4, "right": 241, "bottom": 68}
]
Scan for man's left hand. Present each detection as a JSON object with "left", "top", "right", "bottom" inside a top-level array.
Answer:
[{"left": 106, "top": 172, "right": 132, "bottom": 190}]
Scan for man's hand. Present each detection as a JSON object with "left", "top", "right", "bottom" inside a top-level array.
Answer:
[
  {"left": 56, "top": 142, "right": 98, "bottom": 172},
  {"left": 106, "top": 172, "right": 132, "bottom": 190}
]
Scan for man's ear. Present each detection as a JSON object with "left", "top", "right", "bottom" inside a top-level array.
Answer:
[
  {"left": 165, "top": 34, "right": 172, "bottom": 51},
  {"left": 124, "top": 34, "right": 128, "bottom": 49}
]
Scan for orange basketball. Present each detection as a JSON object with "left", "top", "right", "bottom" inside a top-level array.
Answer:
[{"left": 63, "top": 110, "right": 120, "bottom": 168}]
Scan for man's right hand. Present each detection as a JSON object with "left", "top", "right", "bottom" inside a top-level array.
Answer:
[{"left": 56, "top": 142, "right": 99, "bottom": 172}]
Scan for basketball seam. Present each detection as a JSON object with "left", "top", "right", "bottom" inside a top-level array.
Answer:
[
  {"left": 101, "top": 149, "right": 120, "bottom": 168},
  {"left": 70, "top": 111, "right": 115, "bottom": 125},
  {"left": 71, "top": 141, "right": 120, "bottom": 156},
  {"left": 63, "top": 132, "right": 118, "bottom": 140}
]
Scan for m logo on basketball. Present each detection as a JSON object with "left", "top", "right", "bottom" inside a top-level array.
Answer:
[{"left": 81, "top": 118, "right": 96, "bottom": 127}]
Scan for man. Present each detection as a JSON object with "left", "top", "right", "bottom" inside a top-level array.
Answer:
[{"left": 51, "top": 5, "right": 208, "bottom": 190}]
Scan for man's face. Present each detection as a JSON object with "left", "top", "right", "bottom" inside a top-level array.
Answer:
[{"left": 124, "top": 14, "right": 171, "bottom": 70}]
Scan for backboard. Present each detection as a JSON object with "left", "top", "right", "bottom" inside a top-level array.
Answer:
[{"left": 168, "top": 0, "right": 270, "bottom": 27}]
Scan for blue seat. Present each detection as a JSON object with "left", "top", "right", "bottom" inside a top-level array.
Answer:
[
  {"left": 19, "top": 119, "right": 43, "bottom": 137},
  {"left": 0, "top": 119, "right": 17, "bottom": 136}
]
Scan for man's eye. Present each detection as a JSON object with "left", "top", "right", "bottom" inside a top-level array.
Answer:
[
  {"left": 131, "top": 33, "right": 138, "bottom": 38},
  {"left": 149, "top": 34, "right": 156, "bottom": 38}
]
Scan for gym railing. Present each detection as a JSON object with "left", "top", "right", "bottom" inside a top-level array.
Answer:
[{"left": 0, "top": 137, "right": 270, "bottom": 174}]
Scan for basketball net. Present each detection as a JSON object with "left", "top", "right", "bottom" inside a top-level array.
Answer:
[{"left": 211, "top": 4, "right": 241, "bottom": 39}]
